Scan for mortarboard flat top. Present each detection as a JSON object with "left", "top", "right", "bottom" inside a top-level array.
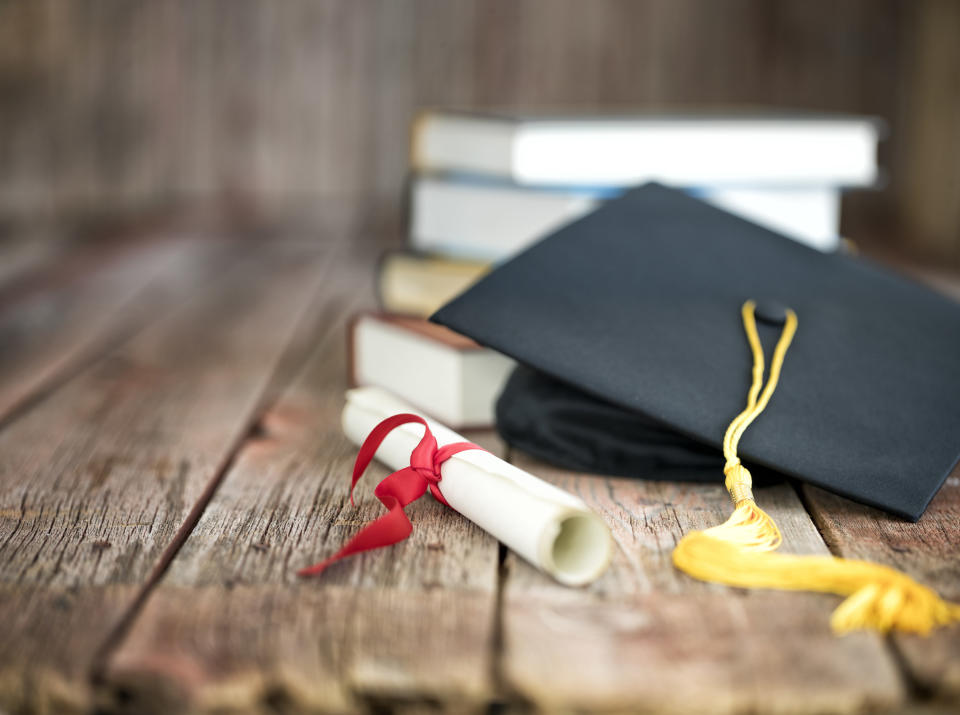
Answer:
[{"left": 432, "top": 183, "right": 960, "bottom": 521}]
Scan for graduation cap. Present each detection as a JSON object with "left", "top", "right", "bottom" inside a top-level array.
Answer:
[{"left": 432, "top": 183, "right": 960, "bottom": 634}]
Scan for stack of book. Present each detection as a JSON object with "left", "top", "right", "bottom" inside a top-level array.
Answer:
[{"left": 356, "top": 110, "right": 883, "bottom": 427}]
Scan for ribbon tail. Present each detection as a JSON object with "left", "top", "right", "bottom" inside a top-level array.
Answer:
[
  {"left": 299, "top": 414, "right": 483, "bottom": 580},
  {"left": 297, "top": 493, "right": 414, "bottom": 577},
  {"left": 299, "top": 467, "right": 429, "bottom": 578}
]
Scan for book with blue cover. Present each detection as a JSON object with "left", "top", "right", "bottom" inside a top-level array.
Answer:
[{"left": 410, "top": 174, "right": 843, "bottom": 259}]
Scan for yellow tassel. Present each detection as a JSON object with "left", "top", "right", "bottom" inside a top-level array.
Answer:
[
  {"left": 673, "top": 536, "right": 960, "bottom": 635},
  {"left": 671, "top": 301, "right": 960, "bottom": 635}
]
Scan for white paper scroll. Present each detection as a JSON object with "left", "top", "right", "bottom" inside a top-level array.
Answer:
[{"left": 342, "top": 386, "right": 613, "bottom": 586}]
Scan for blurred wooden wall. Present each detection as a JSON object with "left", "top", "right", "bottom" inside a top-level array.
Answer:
[{"left": 0, "top": 0, "right": 957, "bottom": 261}]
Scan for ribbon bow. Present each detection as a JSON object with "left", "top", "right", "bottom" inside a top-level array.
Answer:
[{"left": 297, "top": 413, "right": 481, "bottom": 577}]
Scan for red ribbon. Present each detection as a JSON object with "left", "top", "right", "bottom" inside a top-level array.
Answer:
[{"left": 297, "top": 413, "right": 481, "bottom": 577}]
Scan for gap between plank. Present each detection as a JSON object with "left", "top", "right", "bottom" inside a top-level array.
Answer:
[
  {"left": 493, "top": 444, "right": 515, "bottom": 706},
  {"left": 488, "top": 541, "right": 516, "bottom": 713},
  {"left": 87, "top": 242, "right": 350, "bottom": 689},
  {"left": 489, "top": 444, "right": 535, "bottom": 714},
  {"left": 791, "top": 480, "right": 838, "bottom": 550}
]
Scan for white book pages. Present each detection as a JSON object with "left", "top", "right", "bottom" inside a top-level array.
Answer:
[{"left": 413, "top": 113, "right": 881, "bottom": 186}]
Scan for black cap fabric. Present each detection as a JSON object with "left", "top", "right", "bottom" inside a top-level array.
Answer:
[
  {"left": 496, "top": 363, "right": 720, "bottom": 480},
  {"left": 431, "top": 183, "right": 960, "bottom": 520},
  {"left": 495, "top": 363, "right": 784, "bottom": 486}
]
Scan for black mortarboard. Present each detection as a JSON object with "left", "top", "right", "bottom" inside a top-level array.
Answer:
[{"left": 431, "top": 183, "right": 960, "bottom": 521}]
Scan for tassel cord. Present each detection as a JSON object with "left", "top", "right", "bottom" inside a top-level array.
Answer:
[{"left": 672, "top": 300, "right": 960, "bottom": 635}]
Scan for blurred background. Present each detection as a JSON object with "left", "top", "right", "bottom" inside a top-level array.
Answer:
[{"left": 0, "top": 0, "right": 957, "bottom": 263}]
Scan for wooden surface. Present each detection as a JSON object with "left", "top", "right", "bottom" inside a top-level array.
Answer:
[
  {"left": 499, "top": 459, "right": 905, "bottom": 713},
  {"left": 2, "top": 0, "right": 959, "bottom": 260},
  {"left": 0, "top": 230, "right": 958, "bottom": 714}
]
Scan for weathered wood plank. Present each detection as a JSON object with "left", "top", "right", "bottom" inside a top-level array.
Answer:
[
  {"left": 0, "top": 242, "right": 330, "bottom": 714},
  {"left": 0, "top": 237, "right": 233, "bottom": 424},
  {"left": 802, "top": 469, "right": 960, "bottom": 700},
  {"left": 102, "top": 249, "right": 502, "bottom": 713},
  {"left": 104, "top": 255, "right": 498, "bottom": 712},
  {"left": 499, "top": 456, "right": 905, "bottom": 713}
]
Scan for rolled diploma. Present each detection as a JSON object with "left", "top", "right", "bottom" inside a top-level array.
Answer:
[{"left": 342, "top": 386, "right": 613, "bottom": 586}]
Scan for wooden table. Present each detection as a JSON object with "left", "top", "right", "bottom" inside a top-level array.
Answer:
[{"left": 0, "top": 228, "right": 957, "bottom": 715}]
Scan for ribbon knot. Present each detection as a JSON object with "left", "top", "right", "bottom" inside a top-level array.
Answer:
[
  {"left": 298, "top": 413, "right": 481, "bottom": 578},
  {"left": 723, "top": 459, "right": 754, "bottom": 506},
  {"left": 410, "top": 436, "right": 442, "bottom": 479}
]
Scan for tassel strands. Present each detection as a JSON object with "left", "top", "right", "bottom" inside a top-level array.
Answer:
[{"left": 671, "top": 301, "right": 960, "bottom": 635}]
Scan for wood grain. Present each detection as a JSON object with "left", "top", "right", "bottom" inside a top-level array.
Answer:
[
  {"left": 102, "top": 247, "right": 502, "bottom": 713},
  {"left": 0, "top": 237, "right": 233, "bottom": 424},
  {"left": 3, "top": 0, "right": 948, "bottom": 256},
  {"left": 0, "top": 242, "right": 329, "bottom": 714},
  {"left": 898, "top": 0, "right": 960, "bottom": 262},
  {"left": 802, "top": 469, "right": 960, "bottom": 700},
  {"left": 0, "top": 232, "right": 956, "bottom": 713},
  {"left": 499, "top": 455, "right": 905, "bottom": 713}
]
